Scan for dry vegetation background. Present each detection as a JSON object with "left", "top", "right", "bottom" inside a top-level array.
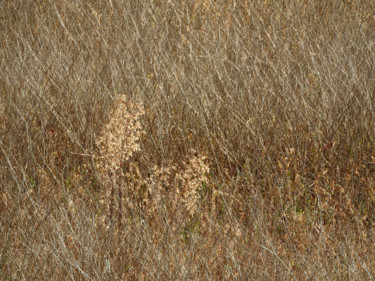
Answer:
[{"left": 1, "top": 0, "right": 375, "bottom": 280}]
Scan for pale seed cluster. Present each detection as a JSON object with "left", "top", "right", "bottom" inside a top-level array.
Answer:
[
  {"left": 96, "top": 94, "right": 144, "bottom": 174},
  {"left": 95, "top": 95, "right": 210, "bottom": 230},
  {"left": 95, "top": 95, "right": 145, "bottom": 228},
  {"left": 175, "top": 150, "right": 210, "bottom": 217},
  {"left": 144, "top": 152, "right": 210, "bottom": 220}
]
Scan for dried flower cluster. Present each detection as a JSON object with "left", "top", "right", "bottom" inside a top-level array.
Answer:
[
  {"left": 96, "top": 94, "right": 145, "bottom": 173},
  {"left": 95, "top": 95, "right": 211, "bottom": 230},
  {"left": 175, "top": 150, "right": 210, "bottom": 217},
  {"left": 143, "top": 151, "right": 210, "bottom": 221},
  {"left": 95, "top": 95, "right": 145, "bottom": 228}
]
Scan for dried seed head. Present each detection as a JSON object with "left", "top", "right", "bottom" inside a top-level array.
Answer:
[
  {"left": 176, "top": 149, "right": 210, "bottom": 217},
  {"left": 96, "top": 95, "right": 145, "bottom": 174},
  {"left": 95, "top": 95, "right": 145, "bottom": 229}
]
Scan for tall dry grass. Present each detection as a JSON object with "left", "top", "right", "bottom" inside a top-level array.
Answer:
[{"left": 1, "top": 0, "right": 375, "bottom": 280}]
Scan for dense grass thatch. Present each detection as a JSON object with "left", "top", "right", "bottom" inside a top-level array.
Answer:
[{"left": 1, "top": 0, "right": 375, "bottom": 280}]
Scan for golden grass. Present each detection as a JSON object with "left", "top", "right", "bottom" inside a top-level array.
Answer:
[{"left": 1, "top": 0, "right": 375, "bottom": 280}]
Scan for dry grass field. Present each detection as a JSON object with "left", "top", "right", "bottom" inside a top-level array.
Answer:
[{"left": 1, "top": 0, "right": 375, "bottom": 280}]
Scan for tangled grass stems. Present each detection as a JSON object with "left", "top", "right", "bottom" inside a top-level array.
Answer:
[{"left": 1, "top": 0, "right": 375, "bottom": 279}]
